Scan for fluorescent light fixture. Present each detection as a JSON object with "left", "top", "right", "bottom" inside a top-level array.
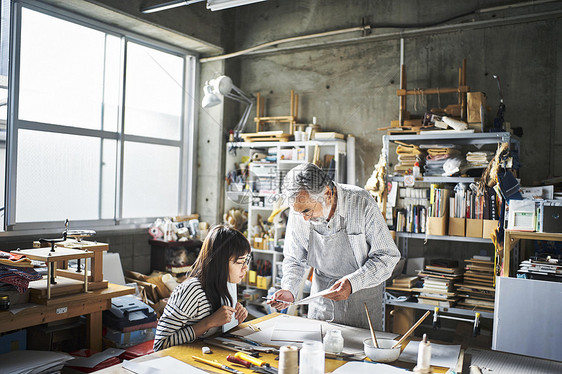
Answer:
[
  {"left": 207, "top": 0, "right": 267, "bottom": 11},
  {"left": 140, "top": 0, "right": 204, "bottom": 14}
]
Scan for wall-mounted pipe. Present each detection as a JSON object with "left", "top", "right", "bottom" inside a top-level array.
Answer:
[{"left": 200, "top": 7, "right": 562, "bottom": 63}]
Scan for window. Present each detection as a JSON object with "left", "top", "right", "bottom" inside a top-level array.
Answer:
[{"left": 6, "top": 2, "right": 196, "bottom": 230}]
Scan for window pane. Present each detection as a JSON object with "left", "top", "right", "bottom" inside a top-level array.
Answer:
[
  {"left": 102, "top": 35, "right": 122, "bottom": 132},
  {"left": 18, "top": 8, "right": 105, "bottom": 129},
  {"left": 101, "top": 139, "right": 117, "bottom": 219},
  {"left": 124, "top": 42, "right": 183, "bottom": 140},
  {"left": 122, "top": 142, "right": 179, "bottom": 218},
  {"left": 15, "top": 129, "right": 116, "bottom": 222}
]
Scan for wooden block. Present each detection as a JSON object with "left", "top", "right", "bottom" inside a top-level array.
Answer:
[{"left": 390, "top": 119, "right": 423, "bottom": 128}]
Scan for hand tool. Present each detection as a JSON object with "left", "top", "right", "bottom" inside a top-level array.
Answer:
[
  {"left": 203, "top": 339, "right": 261, "bottom": 357},
  {"left": 391, "top": 310, "right": 431, "bottom": 349},
  {"left": 223, "top": 332, "right": 262, "bottom": 346},
  {"left": 227, "top": 355, "right": 272, "bottom": 374},
  {"left": 192, "top": 355, "right": 244, "bottom": 374},
  {"left": 234, "top": 352, "right": 278, "bottom": 374},
  {"left": 261, "top": 297, "right": 294, "bottom": 305}
]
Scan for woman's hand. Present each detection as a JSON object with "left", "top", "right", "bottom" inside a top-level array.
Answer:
[
  {"left": 207, "top": 305, "right": 236, "bottom": 328},
  {"left": 235, "top": 302, "right": 248, "bottom": 324}
]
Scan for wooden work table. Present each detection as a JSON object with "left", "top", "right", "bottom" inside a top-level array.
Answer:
[
  {"left": 94, "top": 313, "right": 456, "bottom": 373},
  {"left": 0, "top": 283, "right": 134, "bottom": 351}
]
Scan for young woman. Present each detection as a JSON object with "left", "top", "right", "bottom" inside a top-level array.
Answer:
[{"left": 154, "top": 225, "right": 250, "bottom": 351}]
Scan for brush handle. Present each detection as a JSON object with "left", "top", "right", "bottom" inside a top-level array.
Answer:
[
  {"left": 392, "top": 310, "right": 431, "bottom": 349},
  {"left": 364, "top": 303, "right": 379, "bottom": 348}
]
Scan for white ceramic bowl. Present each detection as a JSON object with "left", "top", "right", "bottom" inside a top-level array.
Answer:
[{"left": 363, "top": 338, "right": 401, "bottom": 362}]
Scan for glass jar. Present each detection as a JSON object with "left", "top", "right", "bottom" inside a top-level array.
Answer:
[
  {"left": 0, "top": 295, "right": 9, "bottom": 311},
  {"left": 323, "top": 329, "right": 344, "bottom": 354},
  {"left": 299, "top": 341, "right": 324, "bottom": 374}
]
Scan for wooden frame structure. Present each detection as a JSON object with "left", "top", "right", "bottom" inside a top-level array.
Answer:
[
  {"left": 254, "top": 90, "right": 299, "bottom": 134},
  {"left": 381, "top": 59, "right": 469, "bottom": 134}
]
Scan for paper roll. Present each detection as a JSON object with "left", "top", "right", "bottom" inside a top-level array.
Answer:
[{"left": 442, "top": 116, "right": 468, "bottom": 131}]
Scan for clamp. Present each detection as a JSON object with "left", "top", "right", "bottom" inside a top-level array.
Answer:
[{"left": 432, "top": 307, "right": 481, "bottom": 337}]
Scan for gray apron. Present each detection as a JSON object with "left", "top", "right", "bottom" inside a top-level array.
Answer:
[{"left": 307, "top": 222, "right": 383, "bottom": 330}]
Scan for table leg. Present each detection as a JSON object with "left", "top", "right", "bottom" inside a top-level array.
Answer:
[{"left": 87, "top": 310, "right": 103, "bottom": 352}]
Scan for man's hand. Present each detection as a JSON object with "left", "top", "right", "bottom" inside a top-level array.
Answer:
[
  {"left": 234, "top": 302, "right": 248, "bottom": 324},
  {"left": 267, "top": 289, "right": 294, "bottom": 310},
  {"left": 323, "top": 278, "right": 352, "bottom": 301}
]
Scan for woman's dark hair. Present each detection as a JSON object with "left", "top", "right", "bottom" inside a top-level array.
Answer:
[{"left": 189, "top": 224, "right": 250, "bottom": 311}]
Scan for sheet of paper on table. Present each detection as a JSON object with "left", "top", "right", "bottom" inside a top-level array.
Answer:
[
  {"left": 332, "top": 361, "right": 410, "bottom": 374},
  {"left": 399, "top": 340, "right": 461, "bottom": 369},
  {"left": 122, "top": 356, "right": 207, "bottom": 374},
  {"left": 232, "top": 314, "right": 398, "bottom": 356}
]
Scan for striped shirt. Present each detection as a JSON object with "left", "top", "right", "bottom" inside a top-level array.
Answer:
[
  {"left": 154, "top": 277, "right": 213, "bottom": 351},
  {"left": 281, "top": 183, "right": 400, "bottom": 297}
]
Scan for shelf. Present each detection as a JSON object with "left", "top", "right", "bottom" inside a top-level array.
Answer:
[
  {"left": 251, "top": 247, "right": 283, "bottom": 255},
  {"left": 277, "top": 160, "right": 307, "bottom": 164},
  {"left": 249, "top": 206, "right": 274, "bottom": 211},
  {"left": 384, "top": 132, "right": 515, "bottom": 145},
  {"left": 227, "top": 140, "right": 346, "bottom": 148},
  {"left": 389, "top": 176, "right": 478, "bottom": 184},
  {"left": 395, "top": 232, "right": 493, "bottom": 243},
  {"left": 385, "top": 299, "right": 494, "bottom": 319}
]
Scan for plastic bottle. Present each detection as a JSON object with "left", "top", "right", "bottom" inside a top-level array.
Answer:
[
  {"left": 323, "top": 329, "right": 344, "bottom": 354},
  {"left": 412, "top": 161, "right": 421, "bottom": 178},
  {"left": 299, "top": 341, "right": 324, "bottom": 374}
]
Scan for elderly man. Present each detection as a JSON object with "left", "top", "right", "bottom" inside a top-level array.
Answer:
[{"left": 268, "top": 163, "right": 400, "bottom": 329}]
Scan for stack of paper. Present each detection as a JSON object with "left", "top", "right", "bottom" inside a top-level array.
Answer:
[{"left": 0, "top": 350, "right": 74, "bottom": 374}]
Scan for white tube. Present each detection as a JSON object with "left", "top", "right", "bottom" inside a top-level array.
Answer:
[{"left": 347, "top": 134, "right": 356, "bottom": 185}]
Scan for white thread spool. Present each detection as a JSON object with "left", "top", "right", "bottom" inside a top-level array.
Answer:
[
  {"left": 413, "top": 334, "right": 433, "bottom": 374},
  {"left": 278, "top": 345, "right": 298, "bottom": 374}
]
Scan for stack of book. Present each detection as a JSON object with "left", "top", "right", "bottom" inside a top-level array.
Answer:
[
  {"left": 518, "top": 256, "right": 562, "bottom": 282},
  {"left": 415, "top": 259, "right": 462, "bottom": 307},
  {"left": 456, "top": 257, "right": 495, "bottom": 311},
  {"left": 387, "top": 276, "right": 419, "bottom": 291}
]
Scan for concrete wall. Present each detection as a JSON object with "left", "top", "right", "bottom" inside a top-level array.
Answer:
[{"left": 222, "top": 0, "right": 562, "bottom": 187}]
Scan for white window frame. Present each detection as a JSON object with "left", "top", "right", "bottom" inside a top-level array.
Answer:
[{"left": 5, "top": 0, "right": 198, "bottom": 232}]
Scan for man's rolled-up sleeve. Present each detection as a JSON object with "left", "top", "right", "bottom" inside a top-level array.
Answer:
[{"left": 345, "top": 196, "right": 401, "bottom": 293}]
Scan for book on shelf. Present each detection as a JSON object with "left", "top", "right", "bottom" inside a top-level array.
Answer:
[
  {"left": 417, "top": 296, "right": 458, "bottom": 308},
  {"left": 425, "top": 265, "right": 463, "bottom": 274},
  {"left": 392, "top": 276, "right": 419, "bottom": 288}
]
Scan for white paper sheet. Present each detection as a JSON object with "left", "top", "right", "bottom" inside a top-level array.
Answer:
[
  {"left": 68, "top": 348, "right": 124, "bottom": 368},
  {"left": 399, "top": 341, "right": 460, "bottom": 369},
  {"left": 332, "top": 361, "right": 410, "bottom": 374},
  {"left": 123, "top": 356, "right": 208, "bottom": 374},
  {"left": 271, "top": 318, "right": 322, "bottom": 342},
  {"left": 0, "top": 350, "right": 73, "bottom": 373},
  {"left": 231, "top": 314, "right": 398, "bottom": 356},
  {"left": 293, "top": 288, "right": 334, "bottom": 305}
]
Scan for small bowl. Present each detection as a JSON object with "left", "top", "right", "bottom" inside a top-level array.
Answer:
[{"left": 363, "top": 338, "right": 401, "bottom": 362}]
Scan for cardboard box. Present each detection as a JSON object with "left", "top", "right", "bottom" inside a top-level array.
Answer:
[
  {"left": 256, "top": 276, "right": 271, "bottom": 290},
  {"left": 427, "top": 216, "right": 447, "bottom": 236},
  {"left": 482, "top": 219, "right": 499, "bottom": 239},
  {"left": 448, "top": 217, "right": 466, "bottom": 237},
  {"left": 0, "top": 329, "right": 26, "bottom": 354},
  {"left": 467, "top": 92, "right": 486, "bottom": 131},
  {"left": 466, "top": 218, "right": 483, "bottom": 238}
]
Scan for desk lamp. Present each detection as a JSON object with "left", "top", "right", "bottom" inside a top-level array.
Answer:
[{"left": 202, "top": 75, "right": 254, "bottom": 141}]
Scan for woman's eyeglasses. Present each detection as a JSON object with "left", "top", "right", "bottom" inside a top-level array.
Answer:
[{"left": 236, "top": 254, "right": 252, "bottom": 266}]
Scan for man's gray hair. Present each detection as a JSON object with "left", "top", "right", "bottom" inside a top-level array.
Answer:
[{"left": 282, "top": 163, "right": 334, "bottom": 202}]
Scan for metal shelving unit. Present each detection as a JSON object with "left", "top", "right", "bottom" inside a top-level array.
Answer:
[
  {"left": 225, "top": 140, "right": 348, "bottom": 314},
  {"left": 382, "top": 131, "right": 517, "bottom": 330}
]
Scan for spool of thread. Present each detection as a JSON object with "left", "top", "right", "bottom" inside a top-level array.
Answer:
[{"left": 278, "top": 345, "right": 298, "bottom": 374}]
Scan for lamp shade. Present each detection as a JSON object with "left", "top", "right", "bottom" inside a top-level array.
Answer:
[
  {"left": 202, "top": 83, "right": 221, "bottom": 108},
  {"left": 210, "top": 75, "right": 233, "bottom": 95}
]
